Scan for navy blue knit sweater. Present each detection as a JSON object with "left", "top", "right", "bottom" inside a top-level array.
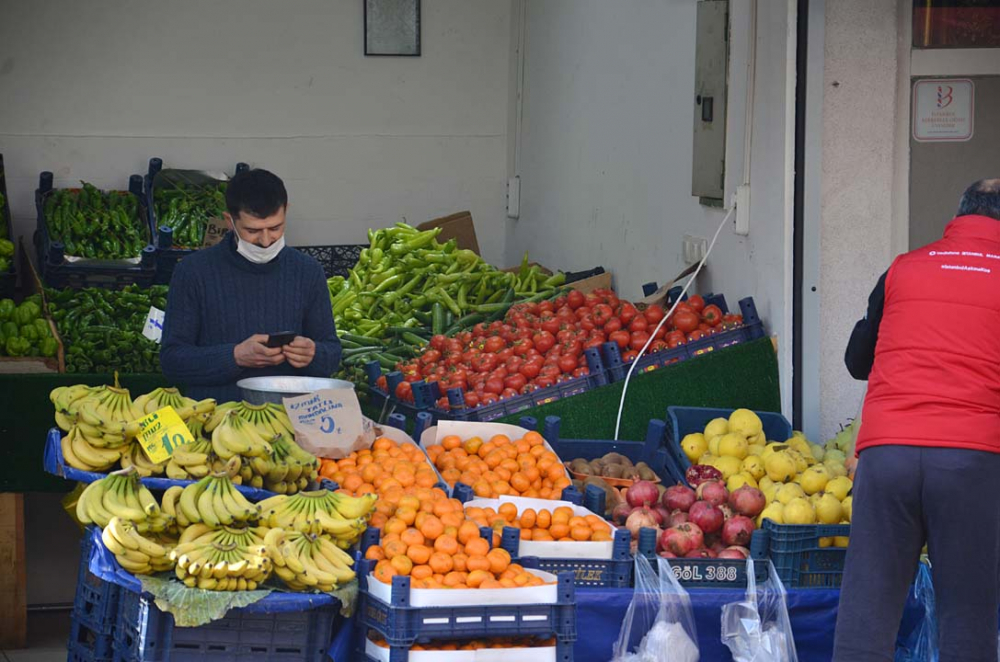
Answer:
[{"left": 160, "top": 233, "right": 341, "bottom": 402}]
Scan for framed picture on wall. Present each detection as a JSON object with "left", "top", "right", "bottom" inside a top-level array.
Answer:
[{"left": 364, "top": 0, "right": 421, "bottom": 56}]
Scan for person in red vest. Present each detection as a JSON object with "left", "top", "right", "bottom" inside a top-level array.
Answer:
[{"left": 833, "top": 178, "right": 1000, "bottom": 662}]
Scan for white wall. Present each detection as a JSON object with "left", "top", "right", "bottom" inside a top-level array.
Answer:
[
  {"left": 505, "top": 0, "right": 795, "bottom": 415},
  {"left": 818, "top": 0, "right": 901, "bottom": 439},
  {"left": 0, "top": 0, "right": 511, "bottom": 265}
]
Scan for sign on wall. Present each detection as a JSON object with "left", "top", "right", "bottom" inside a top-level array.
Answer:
[{"left": 912, "top": 79, "right": 974, "bottom": 142}]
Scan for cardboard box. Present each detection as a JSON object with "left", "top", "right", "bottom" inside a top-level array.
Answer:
[
  {"left": 418, "top": 211, "right": 481, "bottom": 256},
  {"left": 568, "top": 271, "right": 613, "bottom": 294}
]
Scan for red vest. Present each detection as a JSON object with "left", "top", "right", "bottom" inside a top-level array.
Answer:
[{"left": 857, "top": 215, "right": 1000, "bottom": 454}]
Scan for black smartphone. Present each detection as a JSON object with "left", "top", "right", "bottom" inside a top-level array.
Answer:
[{"left": 265, "top": 332, "right": 296, "bottom": 348}]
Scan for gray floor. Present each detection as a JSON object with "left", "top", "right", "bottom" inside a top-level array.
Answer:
[{"left": 3, "top": 610, "right": 72, "bottom": 662}]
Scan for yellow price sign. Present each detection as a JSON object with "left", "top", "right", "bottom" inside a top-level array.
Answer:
[{"left": 134, "top": 406, "right": 195, "bottom": 464}]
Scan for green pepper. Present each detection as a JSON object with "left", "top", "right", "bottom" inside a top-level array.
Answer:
[
  {"left": 19, "top": 324, "right": 38, "bottom": 342},
  {"left": 34, "top": 318, "right": 51, "bottom": 338},
  {"left": 2, "top": 321, "right": 18, "bottom": 339},
  {"left": 12, "top": 301, "right": 40, "bottom": 327},
  {"left": 5, "top": 336, "right": 30, "bottom": 357},
  {"left": 40, "top": 338, "right": 58, "bottom": 357},
  {"left": 0, "top": 239, "right": 12, "bottom": 258},
  {"left": 0, "top": 299, "right": 14, "bottom": 321}
]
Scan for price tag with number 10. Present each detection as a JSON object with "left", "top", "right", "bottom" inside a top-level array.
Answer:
[{"left": 135, "top": 406, "right": 196, "bottom": 463}]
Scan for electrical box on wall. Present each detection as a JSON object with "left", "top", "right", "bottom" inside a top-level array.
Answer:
[{"left": 691, "top": 0, "right": 729, "bottom": 203}]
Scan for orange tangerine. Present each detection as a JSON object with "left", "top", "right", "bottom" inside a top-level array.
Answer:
[
  {"left": 466, "top": 569, "right": 492, "bottom": 588},
  {"left": 365, "top": 546, "right": 386, "bottom": 561},
  {"left": 433, "top": 536, "right": 460, "bottom": 556},
  {"left": 428, "top": 552, "right": 454, "bottom": 574},
  {"left": 390, "top": 555, "right": 413, "bottom": 576},
  {"left": 383, "top": 539, "right": 408, "bottom": 559},
  {"left": 400, "top": 528, "right": 425, "bottom": 547},
  {"left": 464, "top": 537, "right": 490, "bottom": 557},
  {"left": 373, "top": 560, "right": 397, "bottom": 584},
  {"left": 452, "top": 552, "right": 469, "bottom": 572},
  {"left": 486, "top": 548, "right": 511, "bottom": 574},
  {"left": 406, "top": 544, "right": 433, "bottom": 565},
  {"left": 466, "top": 555, "right": 491, "bottom": 573}
]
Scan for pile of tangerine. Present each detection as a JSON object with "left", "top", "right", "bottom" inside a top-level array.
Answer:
[
  {"left": 466, "top": 503, "right": 613, "bottom": 542},
  {"left": 318, "top": 437, "right": 448, "bottom": 531},
  {"left": 365, "top": 497, "right": 550, "bottom": 589},
  {"left": 425, "top": 431, "right": 572, "bottom": 499}
]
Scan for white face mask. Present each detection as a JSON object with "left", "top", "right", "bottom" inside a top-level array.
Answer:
[{"left": 232, "top": 226, "right": 285, "bottom": 264}]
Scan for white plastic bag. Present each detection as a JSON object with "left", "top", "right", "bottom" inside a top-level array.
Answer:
[
  {"left": 721, "top": 558, "right": 799, "bottom": 662},
  {"left": 611, "top": 555, "right": 700, "bottom": 662}
]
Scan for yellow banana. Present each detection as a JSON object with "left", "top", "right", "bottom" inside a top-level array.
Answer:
[
  {"left": 178, "top": 523, "right": 214, "bottom": 545},
  {"left": 161, "top": 486, "right": 183, "bottom": 519},
  {"left": 197, "top": 481, "right": 222, "bottom": 527},
  {"left": 179, "top": 478, "right": 208, "bottom": 523},
  {"left": 70, "top": 428, "right": 121, "bottom": 469}
]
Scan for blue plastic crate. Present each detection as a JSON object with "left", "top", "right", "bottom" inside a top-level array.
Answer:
[
  {"left": 73, "top": 530, "right": 121, "bottom": 636},
  {"left": 499, "top": 525, "right": 633, "bottom": 589},
  {"left": 112, "top": 584, "right": 339, "bottom": 662},
  {"left": 357, "top": 557, "right": 576, "bottom": 647},
  {"left": 144, "top": 158, "right": 248, "bottom": 285},
  {"left": 34, "top": 172, "right": 157, "bottom": 290},
  {"left": 363, "top": 347, "right": 610, "bottom": 426},
  {"left": 532, "top": 415, "right": 681, "bottom": 487},
  {"left": 663, "top": 407, "right": 793, "bottom": 483},
  {"left": 359, "top": 635, "right": 574, "bottom": 662},
  {"left": 43, "top": 428, "right": 279, "bottom": 501},
  {"left": 601, "top": 296, "right": 765, "bottom": 382},
  {"left": 636, "top": 527, "right": 770, "bottom": 588},
  {"left": 757, "top": 520, "right": 850, "bottom": 589},
  {"left": 69, "top": 612, "right": 116, "bottom": 662}
]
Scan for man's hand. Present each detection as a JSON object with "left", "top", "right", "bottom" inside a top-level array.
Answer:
[
  {"left": 282, "top": 336, "right": 316, "bottom": 369},
  {"left": 234, "top": 334, "right": 285, "bottom": 368}
]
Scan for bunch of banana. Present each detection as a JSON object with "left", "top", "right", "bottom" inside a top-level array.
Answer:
[
  {"left": 170, "top": 524, "right": 272, "bottom": 591},
  {"left": 50, "top": 384, "right": 104, "bottom": 431},
  {"left": 258, "top": 490, "right": 374, "bottom": 546},
  {"left": 263, "top": 434, "right": 319, "bottom": 494},
  {"left": 133, "top": 387, "right": 198, "bottom": 418},
  {"left": 121, "top": 441, "right": 168, "bottom": 477},
  {"left": 61, "top": 425, "right": 125, "bottom": 472},
  {"left": 265, "top": 528, "right": 356, "bottom": 592},
  {"left": 164, "top": 437, "right": 213, "bottom": 480},
  {"left": 210, "top": 410, "right": 274, "bottom": 460},
  {"left": 174, "top": 467, "right": 261, "bottom": 527},
  {"left": 76, "top": 470, "right": 174, "bottom": 533},
  {"left": 101, "top": 516, "right": 174, "bottom": 575}
]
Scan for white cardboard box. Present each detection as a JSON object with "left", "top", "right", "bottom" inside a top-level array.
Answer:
[
  {"left": 365, "top": 637, "right": 557, "bottom": 662},
  {"left": 365, "top": 567, "right": 559, "bottom": 608},
  {"left": 463, "top": 495, "right": 617, "bottom": 560}
]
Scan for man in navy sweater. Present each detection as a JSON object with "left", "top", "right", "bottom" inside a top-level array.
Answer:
[{"left": 160, "top": 169, "right": 341, "bottom": 402}]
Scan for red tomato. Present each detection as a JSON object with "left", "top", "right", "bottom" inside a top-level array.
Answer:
[
  {"left": 560, "top": 340, "right": 583, "bottom": 357},
  {"left": 480, "top": 393, "right": 499, "bottom": 405},
  {"left": 629, "top": 331, "right": 651, "bottom": 352},
  {"left": 541, "top": 317, "right": 561, "bottom": 335},
  {"left": 505, "top": 356, "right": 525, "bottom": 374},
  {"left": 420, "top": 349, "right": 442, "bottom": 366},
  {"left": 603, "top": 317, "right": 622, "bottom": 334},
  {"left": 585, "top": 293, "right": 601, "bottom": 308},
  {"left": 621, "top": 350, "right": 639, "bottom": 362},
  {"left": 511, "top": 339, "right": 532, "bottom": 356},
  {"left": 702, "top": 304, "right": 723, "bottom": 326},
  {"left": 572, "top": 367, "right": 590, "bottom": 378},
  {"left": 430, "top": 335, "right": 447, "bottom": 350},
  {"left": 673, "top": 309, "right": 701, "bottom": 334},
  {"left": 583, "top": 337, "right": 605, "bottom": 351},
  {"left": 652, "top": 326, "right": 667, "bottom": 341},
  {"left": 496, "top": 347, "right": 514, "bottom": 361},
  {"left": 484, "top": 336, "right": 505, "bottom": 353},
  {"left": 591, "top": 304, "right": 614, "bottom": 326},
  {"left": 376, "top": 376, "right": 388, "bottom": 392},
  {"left": 395, "top": 381, "right": 413, "bottom": 402},
  {"left": 575, "top": 306, "right": 592, "bottom": 321},
  {"left": 540, "top": 364, "right": 562, "bottom": 379},
  {"left": 643, "top": 304, "right": 665, "bottom": 326},
  {"left": 553, "top": 296, "right": 567, "bottom": 309},
  {"left": 650, "top": 340, "right": 669, "bottom": 352},
  {"left": 567, "top": 290, "right": 586, "bottom": 309},
  {"left": 501, "top": 388, "right": 519, "bottom": 400},
  {"left": 504, "top": 373, "right": 528, "bottom": 391},
  {"left": 609, "top": 330, "right": 630, "bottom": 349},
  {"left": 698, "top": 323, "right": 712, "bottom": 332},
  {"left": 618, "top": 303, "right": 638, "bottom": 326},
  {"left": 520, "top": 360, "right": 542, "bottom": 380},
  {"left": 687, "top": 330, "right": 706, "bottom": 342},
  {"left": 579, "top": 316, "right": 596, "bottom": 332},
  {"left": 629, "top": 317, "right": 648, "bottom": 333},
  {"left": 686, "top": 295, "right": 705, "bottom": 313},
  {"left": 463, "top": 392, "right": 481, "bottom": 408},
  {"left": 534, "top": 376, "right": 555, "bottom": 389},
  {"left": 445, "top": 338, "right": 463, "bottom": 354},
  {"left": 484, "top": 377, "right": 504, "bottom": 395},
  {"left": 667, "top": 330, "right": 687, "bottom": 348},
  {"left": 538, "top": 300, "right": 555, "bottom": 314},
  {"left": 558, "top": 354, "right": 578, "bottom": 373},
  {"left": 437, "top": 397, "right": 451, "bottom": 411}
]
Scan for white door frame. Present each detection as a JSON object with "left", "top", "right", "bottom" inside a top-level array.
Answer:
[{"left": 892, "top": 3, "right": 1000, "bottom": 257}]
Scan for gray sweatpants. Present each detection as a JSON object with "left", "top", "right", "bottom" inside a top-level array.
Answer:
[{"left": 833, "top": 445, "right": 1000, "bottom": 662}]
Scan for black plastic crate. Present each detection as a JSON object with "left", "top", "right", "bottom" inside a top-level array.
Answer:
[
  {"left": 144, "top": 158, "right": 249, "bottom": 285},
  {"left": 34, "top": 172, "right": 156, "bottom": 290},
  {"left": 74, "top": 530, "right": 121, "bottom": 636},
  {"left": 294, "top": 244, "right": 365, "bottom": 280},
  {"left": 0, "top": 154, "right": 17, "bottom": 298},
  {"left": 113, "top": 584, "right": 339, "bottom": 662}
]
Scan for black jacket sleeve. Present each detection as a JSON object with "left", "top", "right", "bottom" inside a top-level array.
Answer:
[{"left": 844, "top": 270, "right": 888, "bottom": 380}]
